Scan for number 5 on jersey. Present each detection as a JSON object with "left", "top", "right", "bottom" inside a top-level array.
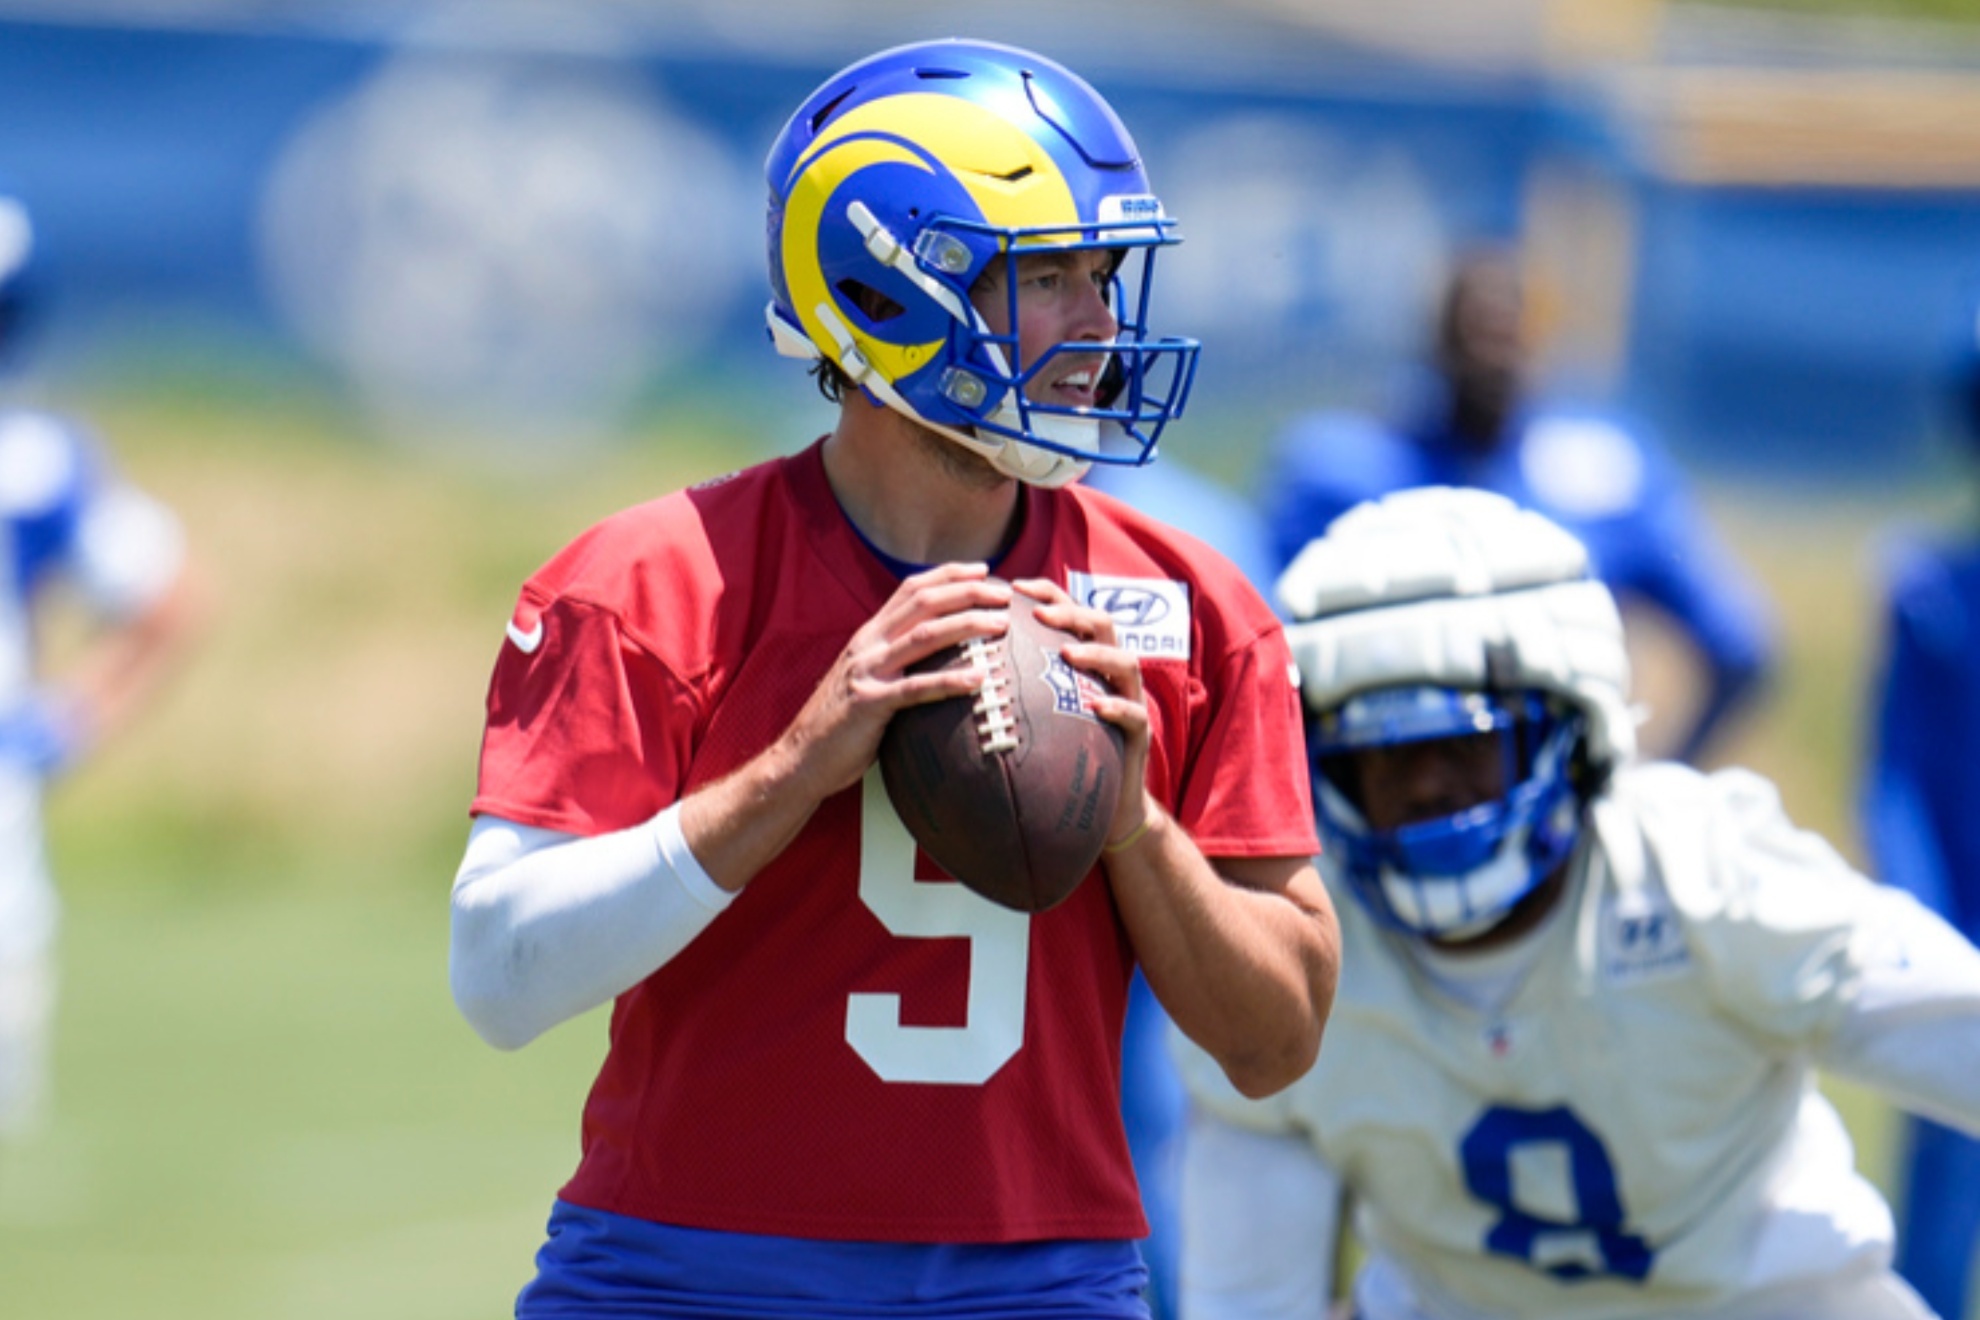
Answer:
[{"left": 846, "top": 768, "right": 1031, "bottom": 1085}]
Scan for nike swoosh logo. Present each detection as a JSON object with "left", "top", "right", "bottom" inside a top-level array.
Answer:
[{"left": 506, "top": 620, "right": 545, "bottom": 654}]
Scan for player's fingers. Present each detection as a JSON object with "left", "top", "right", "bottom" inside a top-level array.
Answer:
[
  {"left": 891, "top": 663, "right": 992, "bottom": 708},
  {"left": 1061, "top": 639, "right": 1142, "bottom": 699},
  {"left": 1092, "top": 690, "right": 1150, "bottom": 740},
  {"left": 1010, "top": 576, "right": 1071, "bottom": 607},
  {"left": 900, "top": 559, "right": 994, "bottom": 590},
  {"left": 1019, "top": 584, "right": 1117, "bottom": 647},
  {"left": 868, "top": 571, "right": 1012, "bottom": 643},
  {"left": 883, "top": 607, "right": 1009, "bottom": 676},
  {"left": 892, "top": 564, "right": 1009, "bottom": 612}
]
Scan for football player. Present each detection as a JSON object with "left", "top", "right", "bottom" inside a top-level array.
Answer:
[
  {"left": 448, "top": 39, "right": 1338, "bottom": 1320},
  {"left": 0, "top": 186, "right": 206, "bottom": 1137},
  {"left": 1859, "top": 289, "right": 1980, "bottom": 1320},
  {"left": 1177, "top": 486, "right": 1980, "bottom": 1320},
  {"left": 1253, "top": 249, "right": 1775, "bottom": 767}
]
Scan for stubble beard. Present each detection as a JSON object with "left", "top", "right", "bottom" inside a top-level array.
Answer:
[{"left": 913, "top": 425, "right": 1010, "bottom": 493}]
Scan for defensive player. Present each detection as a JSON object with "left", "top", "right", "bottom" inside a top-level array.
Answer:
[
  {"left": 0, "top": 187, "right": 205, "bottom": 1138},
  {"left": 1253, "top": 248, "right": 1775, "bottom": 765},
  {"left": 448, "top": 40, "right": 1338, "bottom": 1320},
  {"left": 1859, "top": 293, "right": 1980, "bottom": 1320},
  {"left": 1177, "top": 486, "right": 1980, "bottom": 1320}
]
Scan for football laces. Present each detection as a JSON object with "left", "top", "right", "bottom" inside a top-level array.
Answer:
[{"left": 968, "top": 636, "right": 1020, "bottom": 754}]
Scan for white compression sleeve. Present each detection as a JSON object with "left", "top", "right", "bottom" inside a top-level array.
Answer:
[
  {"left": 449, "top": 806, "right": 733, "bottom": 1049},
  {"left": 1818, "top": 885, "right": 1980, "bottom": 1135}
]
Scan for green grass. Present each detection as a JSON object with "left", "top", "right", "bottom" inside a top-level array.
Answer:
[
  {"left": 0, "top": 386, "right": 736, "bottom": 1317},
  {"left": 1696, "top": 0, "right": 1980, "bottom": 25},
  {"left": 0, "top": 385, "right": 1956, "bottom": 1315},
  {"left": 1, "top": 884, "right": 607, "bottom": 1319}
]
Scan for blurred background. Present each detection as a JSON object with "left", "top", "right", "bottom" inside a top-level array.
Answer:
[{"left": 0, "top": 0, "right": 1975, "bottom": 1316}]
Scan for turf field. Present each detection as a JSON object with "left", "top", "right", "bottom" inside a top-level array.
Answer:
[{"left": 0, "top": 386, "right": 1951, "bottom": 1317}]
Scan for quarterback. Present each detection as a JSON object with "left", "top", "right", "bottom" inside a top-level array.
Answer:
[
  {"left": 449, "top": 39, "right": 1338, "bottom": 1320},
  {"left": 1177, "top": 487, "right": 1980, "bottom": 1320}
]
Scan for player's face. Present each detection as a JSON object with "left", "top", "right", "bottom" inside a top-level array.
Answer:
[
  {"left": 1348, "top": 732, "right": 1509, "bottom": 833},
  {"left": 1439, "top": 259, "right": 1525, "bottom": 421},
  {"left": 972, "top": 247, "right": 1120, "bottom": 409}
]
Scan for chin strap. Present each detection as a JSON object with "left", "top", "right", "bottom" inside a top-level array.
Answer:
[{"left": 777, "top": 297, "right": 1091, "bottom": 489}]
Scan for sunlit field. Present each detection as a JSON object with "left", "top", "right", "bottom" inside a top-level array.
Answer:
[{"left": 0, "top": 384, "right": 1954, "bottom": 1317}]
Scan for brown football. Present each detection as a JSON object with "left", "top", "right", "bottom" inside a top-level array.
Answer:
[{"left": 878, "top": 590, "right": 1127, "bottom": 912}]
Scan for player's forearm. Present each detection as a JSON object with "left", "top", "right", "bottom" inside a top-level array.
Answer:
[
  {"left": 676, "top": 732, "right": 840, "bottom": 892},
  {"left": 63, "top": 560, "right": 210, "bottom": 750},
  {"left": 449, "top": 809, "right": 732, "bottom": 1049},
  {"left": 1109, "top": 814, "right": 1338, "bottom": 1098}
]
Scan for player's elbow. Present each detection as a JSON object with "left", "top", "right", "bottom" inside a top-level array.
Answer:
[
  {"left": 1220, "top": 1026, "right": 1322, "bottom": 1100},
  {"left": 1217, "top": 950, "right": 1336, "bottom": 1098},
  {"left": 449, "top": 894, "right": 549, "bottom": 1052}
]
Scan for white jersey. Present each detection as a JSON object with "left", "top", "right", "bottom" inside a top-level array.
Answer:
[
  {"left": 1179, "top": 762, "right": 1980, "bottom": 1320},
  {"left": 0, "top": 409, "right": 185, "bottom": 964}
]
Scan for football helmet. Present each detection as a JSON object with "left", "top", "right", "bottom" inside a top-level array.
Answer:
[
  {"left": 764, "top": 39, "right": 1199, "bottom": 487},
  {"left": 1277, "top": 486, "right": 1635, "bottom": 940}
]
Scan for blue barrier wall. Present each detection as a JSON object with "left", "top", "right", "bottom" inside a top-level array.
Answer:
[{"left": 0, "top": 12, "right": 1974, "bottom": 478}]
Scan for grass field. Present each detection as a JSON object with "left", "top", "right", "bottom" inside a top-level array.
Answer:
[{"left": 0, "top": 386, "right": 1957, "bottom": 1316}]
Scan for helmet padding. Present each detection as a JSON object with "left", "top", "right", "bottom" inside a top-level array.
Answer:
[
  {"left": 1277, "top": 487, "right": 1635, "bottom": 940},
  {"left": 1278, "top": 486, "right": 1635, "bottom": 769}
]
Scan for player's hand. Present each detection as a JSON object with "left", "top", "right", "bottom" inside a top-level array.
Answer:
[
  {"left": 781, "top": 563, "right": 1011, "bottom": 801},
  {"left": 1012, "top": 578, "right": 1156, "bottom": 848}
]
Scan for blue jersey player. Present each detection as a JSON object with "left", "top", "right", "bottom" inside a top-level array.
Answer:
[
  {"left": 0, "top": 187, "right": 206, "bottom": 1138},
  {"left": 1861, "top": 294, "right": 1980, "bottom": 1320},
  {"left": 1255, "top": 248, "right": 1775, "bottom": 766}
]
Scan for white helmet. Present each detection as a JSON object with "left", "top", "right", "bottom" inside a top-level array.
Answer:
[{"left": 1276, "top": 486, "right": 1635, "bottom": 939}]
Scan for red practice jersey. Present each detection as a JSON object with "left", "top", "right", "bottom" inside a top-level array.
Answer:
[{"left": 473, "top": 440, "right": 1318, "bottom": 1243}]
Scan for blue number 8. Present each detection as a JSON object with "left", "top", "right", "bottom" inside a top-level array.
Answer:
[{"left": 1459, "top": 1105, "right": 1653, "bottom": 1283}]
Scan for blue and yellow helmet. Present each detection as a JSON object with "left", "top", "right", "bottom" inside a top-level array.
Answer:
[{"left": 765, "top": 39, "right": 1199, "bottom": 487}]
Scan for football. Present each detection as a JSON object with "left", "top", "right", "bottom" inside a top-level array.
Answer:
[{"left": 878, "top": 589, "right": 1127, "bottom": 912}]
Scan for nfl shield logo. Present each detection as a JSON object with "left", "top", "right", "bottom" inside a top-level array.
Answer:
[{"left": 1041, "top": 653, "right": 1104, "bottom": 722}]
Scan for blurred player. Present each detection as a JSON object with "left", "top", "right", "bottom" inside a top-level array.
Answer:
[
  {"left": 1177, "top": 486, "right": 1980, "bottom": 1320},
  {"left": 1082, "top": 457, "right": 1278, "bottom": 1320},
  {"left": 0, "top": 187, "right": 205, "bottom": 1139},
  {"left": 1253, "top": 247, "right": 1775, "bottom": 765},
  {"left": 1859, "top": 293, "right": 1980, "bottom": 1320},
  {"left": 448, "top": 40, "right": 1338, "bottom": 1319}
]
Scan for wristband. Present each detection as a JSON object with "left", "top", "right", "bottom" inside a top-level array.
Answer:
[{"left": 1104, "top": 814, "right": 1154, "bottom": 854}]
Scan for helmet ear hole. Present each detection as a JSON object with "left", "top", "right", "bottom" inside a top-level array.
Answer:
[{"left": 837, "top": 280, "right": 905, "bottom": 325}]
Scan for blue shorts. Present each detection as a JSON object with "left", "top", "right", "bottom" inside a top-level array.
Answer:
[{"left": 516, "top": 1199, "right": 1152, "bottom": 1319}]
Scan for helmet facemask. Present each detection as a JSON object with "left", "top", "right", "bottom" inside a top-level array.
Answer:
[
  {"left": 1309, "top": 685, "right": 1588, "bottom": 942},
  {"left": 942, "top": 222, "right": 1196, "bottom": 483}
]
